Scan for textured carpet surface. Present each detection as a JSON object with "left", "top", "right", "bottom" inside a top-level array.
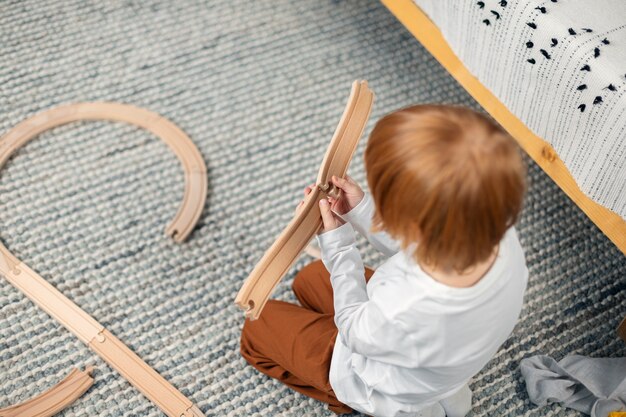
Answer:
[{"left": 0, "top": 1, "right": 624, "bottom": 416}]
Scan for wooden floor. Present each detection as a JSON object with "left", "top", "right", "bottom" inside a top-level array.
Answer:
[{"left": 382, "top": 0, "right": 626, "bottom": 255}]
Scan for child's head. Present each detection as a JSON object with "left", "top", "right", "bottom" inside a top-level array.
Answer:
[{"left": 365, "top": 105, "right": 526, "bottom": 272}]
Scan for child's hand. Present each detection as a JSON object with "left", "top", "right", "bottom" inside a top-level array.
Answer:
[
  {"left": 319, "top": 198, "right": 343, "bottom": 233},
  {"left": 327, "top": 175, "right": 364, "bottom": 215},
  {"left": 295, "top": 184, "right": 316, "bottom": 214},
  {"left": 295, "top": 183, "right": 344, "bottom": 233}
]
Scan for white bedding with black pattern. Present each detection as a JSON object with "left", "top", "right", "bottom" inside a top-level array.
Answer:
[{"left": 413, "top": 0, "right": 626, "bottom": 219}]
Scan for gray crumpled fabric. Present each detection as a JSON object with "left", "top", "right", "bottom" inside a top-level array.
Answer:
[{"left": 520, "top": 355, "right": 626, "bottom": 417}]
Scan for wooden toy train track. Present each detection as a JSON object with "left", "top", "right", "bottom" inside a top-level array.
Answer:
[
  {"left": 0, "top": 103, "right": 207, "bottom": 417},
  {"left": 235, "top": 80, "right": 374, "bottom": 320},
  {"left": 0, "top": 367, "right": 95, "bottom": 417}
]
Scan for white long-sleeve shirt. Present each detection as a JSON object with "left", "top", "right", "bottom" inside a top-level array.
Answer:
[{"left": 316, "top": 193, "right": 528, "bottom": 417}]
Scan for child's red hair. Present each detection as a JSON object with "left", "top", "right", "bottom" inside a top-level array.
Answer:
[{"left": 365, "top": 105, "right": 526, "bottom": 272}]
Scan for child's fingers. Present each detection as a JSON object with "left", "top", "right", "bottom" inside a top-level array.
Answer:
[
  {"left": 303, "top": 183, "right": 315, "bottom": 196},
  {"left": 319, "top": 199, "right": 337, "bottom": 231},
  {"left": 327, "top": 196, "right": 338, "bottom": 212},
  {"left": 331, "top": 175, "right": 350, "bottom": 191},
  {"left": 332, "top": 176, "right": 359, "bottom": 196}
]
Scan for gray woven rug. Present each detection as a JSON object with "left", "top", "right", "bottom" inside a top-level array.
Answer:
[{"left": 0, "top": 1, "right": 624, "bottom": 416}]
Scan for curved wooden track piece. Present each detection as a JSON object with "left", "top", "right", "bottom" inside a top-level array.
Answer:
[
  {"left": 0, "top": 367, "right": 94, "bottom": 417},
  {"left": 0, "top": 102, "right": 207, "bottom": 242},
  {"left": 0, "top": 103, "right": 207, "bottom": 417},
  {"left": 235, "top": 81, "right": 374, "bottom": 320}
]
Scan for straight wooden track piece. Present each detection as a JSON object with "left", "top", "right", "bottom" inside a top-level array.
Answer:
[
  {"left": 0, "top": 367, "right": 94, "bottom": 417},
  {"left": 235, "top": 80, "right": 374, "bottom": 320},
  {"left": 0, "top": 103, "right": 206, "bottom": 417}
]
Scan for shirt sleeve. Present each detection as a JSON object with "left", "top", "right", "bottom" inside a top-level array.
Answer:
[
  {"left": 340, "top": 193, "right": 401, "bottom": 258},
  {"left": 316, "top": 223, "right": 411, "bottom": 363}
]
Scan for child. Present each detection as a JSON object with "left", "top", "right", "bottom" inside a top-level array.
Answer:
[{"left": 241, "top": 105, "right": 528, "bottom": 417}]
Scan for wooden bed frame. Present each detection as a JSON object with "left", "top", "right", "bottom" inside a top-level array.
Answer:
[{"left": 382, "top": 0, "right": 626, "bottom": 256}]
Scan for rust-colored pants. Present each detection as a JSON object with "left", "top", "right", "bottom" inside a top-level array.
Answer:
[{"left": 240, "top": 260, "right": 374, "bottom": 414}]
